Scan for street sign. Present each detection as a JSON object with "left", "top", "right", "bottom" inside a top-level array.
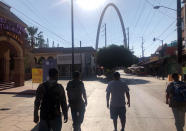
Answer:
[{"left": 32, "top": 68, "right": 43, "bottom": 83}]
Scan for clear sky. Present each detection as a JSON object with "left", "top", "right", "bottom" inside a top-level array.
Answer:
[{"left": 2, "top": 0, "right": 177, "bottom": 57}]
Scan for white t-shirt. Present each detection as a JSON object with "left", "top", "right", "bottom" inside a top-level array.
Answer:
[{"left": 106, "top": 80, "right": 129, "bottom": 107}]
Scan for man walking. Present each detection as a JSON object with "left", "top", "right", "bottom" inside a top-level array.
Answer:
[
  {"left": 166, "top": 73, "right": 186, "bottom": 131},
  {"left": 106, "top": 72, "right": 130, "bottom": 131},
  {"left": 34, "top": 68, "right": 68, "bottom": 131},
  {"left": 66, "top": 71, "right": 87, "bottom": 131}
]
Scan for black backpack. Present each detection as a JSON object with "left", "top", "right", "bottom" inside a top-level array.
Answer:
[
  {"left": 172, "top": 81, "right": 186, "bottom": 103},
  {"left": 40, "top": 82, "right": 61, "bottom": 120}
]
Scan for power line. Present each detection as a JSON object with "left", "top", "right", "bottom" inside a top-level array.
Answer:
[
  {"left": 163, "top": 28, "right": 176, "bottom": 40},
  {"left": 14, "top": 0, "right": 70, "bottom": 47},
  {"left": 157, "top": 20, "right": 176, "bottom": 38},
  {"left": 26, "top": 0, "right": 55, "bottom": 26},
  {"left": 144, "top": 0, "right": 154, "bottom": 7},
  {"left": 12, "top": 7, "right": 71, "bottom": 43},
  {"left": 19, "top": 0, "right": 49, "bottom": 25},
  {"left": 142, "top": 37, "right": 145, "bottom": 58},
  {"left": 142, "top": 8, "right": 155, "bottom": 36},
  {"left": 134, "top": 2, "right": 147, "bottom": 28}
]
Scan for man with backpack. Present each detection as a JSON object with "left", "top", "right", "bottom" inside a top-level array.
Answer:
[
  {"left": 34, "top": 68, "right": 68, "bottom": 131},
  {"left": 166, "top": 73, "right": 186, "bottom": 131},
  {"left": 66, "top": 71, "right": 87, "bottom": 131}
]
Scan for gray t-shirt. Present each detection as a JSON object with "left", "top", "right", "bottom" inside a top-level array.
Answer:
[{"left": 106, "top": 80, "right": 129, "bottom": 107}]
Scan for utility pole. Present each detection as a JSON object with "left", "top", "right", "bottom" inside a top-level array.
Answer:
[
  {"left": 127, "top": 27, "right": 129, "bottom": 49},
  {"left": 71, "top": 0, "right": 75, "bottom": 74},
  {"left": 177, "top": 0, "right": 182, "bottom": 64},
  {"left": 142, "top": 37, "right": 144, "bottom": 58},
  {"left": 104, "top": 23, "right": 107, "bottom": 47},
  {"left": 47, "top": 38, "right": 49, "bottom": 48},
  {"left": 80, "top": 41, "right": 82, "bottom": 72},
  {"left": 52, "top": 41, "right": 55, "bottom": 47}
]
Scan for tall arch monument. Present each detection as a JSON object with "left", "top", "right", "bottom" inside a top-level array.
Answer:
[{"left": 95, "top": 3, "right": 127, "bottom": 50}]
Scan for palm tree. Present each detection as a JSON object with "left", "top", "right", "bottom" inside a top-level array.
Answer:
[
  {"left": 37, "top": 31, "right": 45, "bottom": 48},
  {"left": 27, "top": 26, "right": 38, "bottom": 48}
]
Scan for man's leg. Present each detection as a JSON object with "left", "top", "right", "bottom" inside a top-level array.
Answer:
[
  {"left": 113, "top": 119, "right": 117, "bottom": 131},
  {"left": 119, "top": 107, "right": 126, "bottom": 131},
  {"left": 50, "top": 116, "right": 62, "bottom": 131},
  {"left": 38, "top": 119, "right": 50, "bottom": 131},
  {"left": 110, "top": 106, "right": 118, "bottom": 131},
  {"left": 172, "top": 107, "right": 185, "bottom": 131},
  {"left": 71, "top": 108, "right": 79, "bottom": 131},
  {"left": 79, "top": 106, "right": 85, "bottom": 131}
]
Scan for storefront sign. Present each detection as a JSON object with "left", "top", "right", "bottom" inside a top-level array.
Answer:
[
  {"left": 5, "top": 31, "right": 24, "bottom": 44},
  {"left": 32, "top": 68, "right": 43, "bottom": 83},
  {"left": 57, "top": 54, "right": 81, "bottom": 64},
  {"left": 0, "top": 17, "right": 26, "bottom": 35}
]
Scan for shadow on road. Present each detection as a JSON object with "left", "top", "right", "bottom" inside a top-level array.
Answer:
[
  {"left": 96, "top": 77, "right": 109, "bottom": 84},
  {"left": 121, "top": 78, "right": 150, "bottom": 85},
  {"left": 95, "top": 77, "right": 150, "bottom": 85},
  {"left": 0, "top": 90, "right": 35, "bottom": 97},
  {"left": 13, "top": 94, "right": 35, "bottom": 98}
]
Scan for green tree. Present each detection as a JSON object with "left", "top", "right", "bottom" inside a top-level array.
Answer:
[
  {"left": 37, "top": 31, "right": 46, "bottom": 48},
  {"left": 97, "top": 45, "right": 138, "bottom": 69},
  {"left": 27, "top": 26, "right": 38, "bottom": 48}
]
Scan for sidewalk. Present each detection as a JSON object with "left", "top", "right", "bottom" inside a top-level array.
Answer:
[{"left": 0, "top": 81, "right": 38, "bottom": 95}]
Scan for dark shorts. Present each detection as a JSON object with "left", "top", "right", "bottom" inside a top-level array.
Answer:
[
  {"left": 110, "top": 106, "right": 126, "bottom": 120},
  {"left": 39, "top": 116, "right": 62, "bottom": 131}
]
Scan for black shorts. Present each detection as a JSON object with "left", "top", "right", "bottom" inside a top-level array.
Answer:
[{"left": 110, "top": 106, "right": 126, "bottom": 120}]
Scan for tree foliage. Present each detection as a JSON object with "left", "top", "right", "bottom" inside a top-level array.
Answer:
[
  {"left": 26, "top": 26, "right": 47, "bottom": 48},
  {"left": 27, "top": 26, "right": 38, "bottom": 48},
  {"left": 97, "top": 45, "right": 138, "bottom": 69}
]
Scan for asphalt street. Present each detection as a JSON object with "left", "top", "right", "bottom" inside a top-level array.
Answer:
[{"left": 0, "top": 71, "right": 184, "bottom": 131}]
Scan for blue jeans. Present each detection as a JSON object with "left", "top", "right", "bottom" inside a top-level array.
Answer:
[
  {"left": 38, "top": 116, "right": 62, "bottom": 131},
  {"left": 71, "top": 107, "right": 85, "bottom": 131}
]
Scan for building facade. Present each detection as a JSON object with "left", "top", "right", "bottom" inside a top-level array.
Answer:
[
  {"left": 32, "top": 47, "right": 96, "bottom": 79},
  {"left": 0, "top": 2, "right": 27, "bottom": 87}
]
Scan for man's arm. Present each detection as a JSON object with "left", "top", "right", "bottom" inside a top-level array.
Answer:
[
  {"left": 126, "top": 92, "right": 130, "bottom": 107},
  {"left": 34, "top": 84, "right": 42, "bottom": 123},
  {"left": 124, "top": 84, "right": 130, "bottom": 107},
  {"left": 82, "top": 82, "right": 87, "bottom": 106},
  {"left": 60, "top": 86, "right": 68, "bottom": 123},
  {"left": 166, "top": 83, "right": 172, "bottom": 104},
  {"left": 106, "top": 91, "right": 110, "bottom": 109},
  {"left": 166, "top": 92, "right": 170, "bottom": 104},
  {"left": 106, "top": 83, "right": 111, "bottom": 109}
]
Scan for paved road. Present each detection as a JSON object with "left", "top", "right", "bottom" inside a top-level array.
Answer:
[{"left": 0, "top": 71, "right": 184, "bottom": 131}]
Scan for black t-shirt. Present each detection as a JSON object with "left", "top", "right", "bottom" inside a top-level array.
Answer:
[{"left": 66, "top": 80, "right": 86, "bottom": 110}]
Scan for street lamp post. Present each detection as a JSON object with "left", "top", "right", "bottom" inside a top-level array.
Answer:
[
  {"left": 153, "top": 1, "right": 183, "bottom": 64},
  {"left": 153, "top": 5, "right": 177, "bottom": 11},
  {"left": 71, "top": 0, "right": 74, "bottom": 75},
  {"left": 153, "top": 37, "right": 163, "bottom": 47}
]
